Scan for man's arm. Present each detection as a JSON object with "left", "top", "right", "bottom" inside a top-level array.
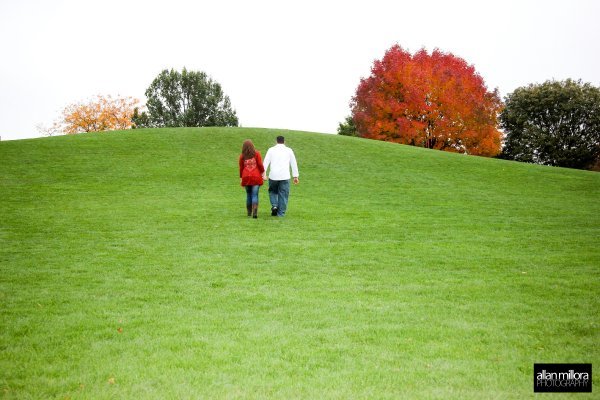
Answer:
[
  {"left": 289, "top": 149, "right": 299, "bottom": 184},
  {"left": 262, "top": 149, "right": 271, "bottom": 179},
  {"left": 289, "top": 150, "right": 299, "bottom": 177}
]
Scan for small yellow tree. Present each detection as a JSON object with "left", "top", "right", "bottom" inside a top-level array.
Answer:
[{"left": 61, "top": 95, "right": 140, "bottom": 134}]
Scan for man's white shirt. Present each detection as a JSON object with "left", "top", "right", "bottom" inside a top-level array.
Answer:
[{"left": 263, "top": 144, "right": 299, "bottom": 180}]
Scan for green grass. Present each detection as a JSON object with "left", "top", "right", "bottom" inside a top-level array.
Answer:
[{"left": 1, "top": 127, "right": 598, "bottom": 399}]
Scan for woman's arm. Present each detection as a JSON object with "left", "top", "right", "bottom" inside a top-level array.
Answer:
[{"left": 256, "top": 152, "right": 265, "bottom": 174}]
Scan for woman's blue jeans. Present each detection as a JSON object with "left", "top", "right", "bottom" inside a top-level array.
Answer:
[{"left": 245, "top": 185, "right": 260, "bottom": 206}]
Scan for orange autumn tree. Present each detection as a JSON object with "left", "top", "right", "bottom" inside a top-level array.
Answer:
[
  {"left": 61, "top": 95, "right": 140, "bottom": 134},
  {"left": 351, "top": 45, "right": 503, "bottom": 156}
]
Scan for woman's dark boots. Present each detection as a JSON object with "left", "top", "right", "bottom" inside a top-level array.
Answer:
[
  {"left": 247, "top": 204, "right": 252, "bottom": 217},
  {"left": 252, "top": 204, "right": 258, "bottom": 219}
]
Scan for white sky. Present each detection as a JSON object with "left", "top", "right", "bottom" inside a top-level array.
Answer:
[{"left": 0, "top": 0, "right": 599, "bottom": 141}]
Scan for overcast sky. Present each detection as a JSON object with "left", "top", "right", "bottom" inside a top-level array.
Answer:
[{"left": 1, "top": 0, "right": 599, "bottom": 141}]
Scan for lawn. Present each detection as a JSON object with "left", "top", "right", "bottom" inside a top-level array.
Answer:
[{"left": 1, "top": 127, "right": 598, "bottom": 399}]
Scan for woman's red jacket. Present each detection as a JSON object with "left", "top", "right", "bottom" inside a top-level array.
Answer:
[{"left": 239, "top": 151, "right": 265, "bottom": 186}]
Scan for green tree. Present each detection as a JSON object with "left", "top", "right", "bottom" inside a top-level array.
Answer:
[
  {"left": 131, "top": 107, "right": 150, "bottom": 129},
  {"left": 337, "top": 116, "right": 358, "bottom": 136},
  {"left": 145, "top": 68, "right": 238, "bottom": 128},
  {"left": 500, "top": 79, "right": 600, "bottom": 169}
]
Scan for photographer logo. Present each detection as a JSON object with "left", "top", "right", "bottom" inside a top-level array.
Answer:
[{"left": 534, "top": 363, "right": 592, "bottom": 393}]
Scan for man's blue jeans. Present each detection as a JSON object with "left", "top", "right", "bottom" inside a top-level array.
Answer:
[
  {"left": 245, "top": 185, "right": 260, "bottom": 206},
  {"left": 268, "top": 179, "right": 290, "bottom": 216}
]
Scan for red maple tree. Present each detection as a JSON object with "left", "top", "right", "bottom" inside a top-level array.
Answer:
[{"left": 352, "top": 45, "right": 503, "bottom": 156}]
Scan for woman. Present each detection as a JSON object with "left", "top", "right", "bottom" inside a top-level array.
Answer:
[{"left": 239, "top": 139, "right": 265, "bottom": 218}]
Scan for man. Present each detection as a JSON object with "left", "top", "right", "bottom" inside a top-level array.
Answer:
[{"left": 262, "top": 136, "right": 299, "bottom": 217}]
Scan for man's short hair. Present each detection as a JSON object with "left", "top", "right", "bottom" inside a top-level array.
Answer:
[{"left": 276, "top": 136, "right": 285, "bottom": 144}]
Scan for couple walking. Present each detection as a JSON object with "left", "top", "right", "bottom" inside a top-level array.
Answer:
[{"left": 239, "top": 136, "right": 299, "bottom": 218}]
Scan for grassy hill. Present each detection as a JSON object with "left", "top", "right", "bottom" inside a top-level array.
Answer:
[{"left": 1, "top": 127, "right": 598, "bottom": 399}]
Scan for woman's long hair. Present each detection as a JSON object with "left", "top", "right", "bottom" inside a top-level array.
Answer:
[{"left": 242, "top": 140, "right": 256, "bottom": 160}]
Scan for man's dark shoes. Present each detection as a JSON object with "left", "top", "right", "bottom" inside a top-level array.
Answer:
[{"left": 271, "top": 206, "right": 278, "bottom": 216}]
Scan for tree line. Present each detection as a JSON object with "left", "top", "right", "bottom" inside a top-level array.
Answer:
[
  {"left": 45, "top": 46, "right": 600, "bottom": 171},
  {"left": 339, "top": 45, "right": 599, "bottom": 171},
  {"left": 41, "top": 68, "right": 238, "bottom": 136}
]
